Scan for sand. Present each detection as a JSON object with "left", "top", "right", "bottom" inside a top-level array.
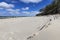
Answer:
[{"left": 0, "top": 15, "right": 60, "bottom": 40}]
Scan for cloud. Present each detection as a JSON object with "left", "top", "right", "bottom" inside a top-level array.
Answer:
[
  {"left": 0, "top": 2, "right": 21, "bottom": 15},
  {"left": 11, "top": 1, "right": 18, "bottom": 3},
  {"left": 22, "top": 11, "right": 39, "bottom": 14},
  {"left": 20, "top": 0, "right": 42, "bottom": 3},
  {"left": 22, "top": 7, "right": 29, "bottom": 10},
  {"left": 22, "top": 11, "right": 30, "bottom": 14},
  {"left": 6, "top": 9, "right": 20, "bottom": 14},
  {"left": 0, "top": 2, "right": 39, "bottom": 16},
  {"left": 0, "top": 2, "right": 14, "bottom": 8},
  {"left": 22, "top": 11, "right": 40, "bottom": 16}
]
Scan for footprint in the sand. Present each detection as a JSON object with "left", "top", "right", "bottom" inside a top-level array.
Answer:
[
  {"left": 27, "top": 36, "right": 33, "bottom": 40},
  {"left": 27, "top": 32, "right": 39, "bottom": 40},
  {"left": 39, "top": 24, "right": 46, "bottom": 31}
]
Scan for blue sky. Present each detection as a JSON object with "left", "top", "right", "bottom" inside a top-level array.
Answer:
[{"left": 0, "top": 0, "right": 53, "bottom": 16}]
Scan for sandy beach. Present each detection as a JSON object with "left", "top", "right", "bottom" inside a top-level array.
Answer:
[
  {"left": 31, "top": 15, "right": 60, "bottom": 40},
  {"left": 0, "top": 15, "right": 60, "bottom": 40}
]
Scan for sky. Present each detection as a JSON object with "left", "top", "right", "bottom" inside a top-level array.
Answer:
[{"left": 0, "top": 0, "right": 53, "bottom": 16}]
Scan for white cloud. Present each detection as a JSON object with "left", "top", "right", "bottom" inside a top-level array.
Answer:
[
  {"left": 6, "top": 9, "right": 20, "bottom": 12},
  {"left": 22, "top": 7, "right": 29, "bottom": 10},
  {"left": 22, "top": 11, "right": 40, "bottom": 16},
  {"left": 22, "top": 11, "right": 30, "bottom": 14},
  {"left": 11, "top": 1, "right": 18, "bottom": 3},
  {"left": 0, "top": 8, "right": 4, "bottom": 9},
  {"left": 6, "top": 9, "right": 20, "bottom": 14},
  {"left": 20, "top": 0, "right": 42, "bottom": 3},
  {"left": 0, "top": 2, "right": 14, "bottom": 8},
  {"left": 22, "top": 11, "right": 39, "bottom": 14},
  {"left": 0, "top": 2, "right": 40, "bottom": 16},
  {"left": 0, "top": 2, "right": 21, "bottom": 16}
]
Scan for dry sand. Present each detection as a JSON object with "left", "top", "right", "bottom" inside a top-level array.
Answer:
[
  {"left": 28, "top": 15, "right": 60, "bottom": 40},
  {"left": 0, "top": 15, "right": 60, "bottom": 40}
]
